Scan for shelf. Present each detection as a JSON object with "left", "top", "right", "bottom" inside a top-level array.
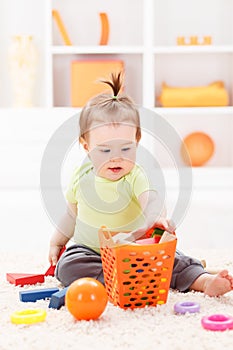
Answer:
[
  {"left": 51, "top": 45, "right": 144, "bottom": 55},
  {"left": 51, "top": 45, "right": 233, "bottom": 55},
  {"left": 154, "top": 107, "right": 233, "bottom": 116},
  {"left": 153, "top": 46, "right": 233, "bottom": 54}
]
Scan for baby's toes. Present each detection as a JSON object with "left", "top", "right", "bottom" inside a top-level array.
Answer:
[{"left": 227, "top": 276, "right": 233, "bottom": 288}]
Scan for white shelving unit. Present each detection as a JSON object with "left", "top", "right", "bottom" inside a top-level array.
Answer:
[
  {"left": 1, "top": 0, "right": 233, "bottom": 107},
  {"left": 0, "top": 0, "right": 233, "bottom": 167}
]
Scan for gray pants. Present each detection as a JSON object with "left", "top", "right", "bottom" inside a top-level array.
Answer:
[{"left": 55, "top": 244, "right": 206, "bottom": 292}]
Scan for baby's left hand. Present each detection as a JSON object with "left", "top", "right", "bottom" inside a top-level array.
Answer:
[{"left": 112, "top": 218, "right": 176, "bottom": 245}]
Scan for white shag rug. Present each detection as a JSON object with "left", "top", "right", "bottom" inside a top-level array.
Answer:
[{"left": 1, "top": 249, "right": 233, "bottom": 350}]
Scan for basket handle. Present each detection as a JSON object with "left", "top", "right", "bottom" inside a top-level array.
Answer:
[{"left": 98, "top": 226, "right": 117, "bottom": 248}]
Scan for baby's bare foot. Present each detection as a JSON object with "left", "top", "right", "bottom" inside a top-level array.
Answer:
[{"left": 204, "top": 270, "right": 233, "bottom": 297}]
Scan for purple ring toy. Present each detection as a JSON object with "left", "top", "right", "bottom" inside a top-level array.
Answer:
[
  {"left": 201, "top": 314, "right": 233, "bottom": 331},
  {"left": 174, "top": 301, "right": 200, "bottom": 314}
]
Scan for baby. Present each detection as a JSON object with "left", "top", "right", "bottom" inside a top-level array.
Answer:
[{"left": 49, "top": 72, "right": 233, "bottom": 297}]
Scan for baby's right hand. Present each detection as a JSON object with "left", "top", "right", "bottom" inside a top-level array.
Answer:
[{"left": 49, "top": 245, "right": 63, "bottom": 266}]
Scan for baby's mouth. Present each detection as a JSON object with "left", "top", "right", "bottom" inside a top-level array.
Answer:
[{"left": 108, "top": 167, "right": 122, "bottom": 173}]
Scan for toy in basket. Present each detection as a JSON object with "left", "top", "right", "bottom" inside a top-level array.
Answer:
[{"left": 98, "top": 226, "right": 177, "bottom": 310}]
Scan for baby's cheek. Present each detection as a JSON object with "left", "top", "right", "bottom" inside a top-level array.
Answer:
[{"left": 90, "top": 153, "right": 109, "bottom": 167}]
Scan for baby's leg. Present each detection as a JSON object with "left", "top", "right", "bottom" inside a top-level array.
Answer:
[
  {"left": 170, "top": 250, "right": 206, "bottom": 292},
  {"left": 55, "top": 244, "right": 104, "bottom": 287},
  {"left": 190, "top": 270, "right": 233, "bottom": 297},
  {"left": 171, "top": 250, "right": 233, "bottom": 296}
]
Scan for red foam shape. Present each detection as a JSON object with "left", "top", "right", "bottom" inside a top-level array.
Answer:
[
  {"left": 44, "top": 265, "right": 56, "bottom": 277},
  {"left": 6, "top": 273, "right": 45, "bottom": 286},
  {"left": 45, "top": 246, "right": 66, "bottom": 276}
]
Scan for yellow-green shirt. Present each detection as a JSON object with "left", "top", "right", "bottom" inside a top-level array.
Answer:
[{"left": 66, "top": 163, "right": 153, "bottom": 253}]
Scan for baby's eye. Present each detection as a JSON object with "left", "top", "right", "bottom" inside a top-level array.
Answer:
[
  {"left": 122, "top": 147, "right": 130, "bottom": 152},
  {"left": 100, "top": 149, "right": 110, "bottom": 153}
]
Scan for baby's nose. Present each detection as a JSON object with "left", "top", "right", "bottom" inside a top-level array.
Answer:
[
  {"left": 110, "top": 155, "right": 122, "bottom": 162},
  {"left": 110, "top": 148, "right": 122, "bottom": 160}
]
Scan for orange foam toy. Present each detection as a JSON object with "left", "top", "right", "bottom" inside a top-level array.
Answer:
[{"left": 181, "top": 131, "right": 215, "bottom": 166}]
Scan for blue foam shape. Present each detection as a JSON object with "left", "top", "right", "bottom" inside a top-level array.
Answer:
[
  {"left": 19, "top": 287, "right": 59, "bottom": 302},
  {"left": 48, "top": 287, "right": 68, "bottom": 309}
]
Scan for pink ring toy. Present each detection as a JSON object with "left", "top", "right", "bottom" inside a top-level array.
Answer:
[
  {"left": 174, "top": 301, "right": 200, "bottom": 314},
  {"left": 201, "top": 314, "right": 233, "bottom": 331}
]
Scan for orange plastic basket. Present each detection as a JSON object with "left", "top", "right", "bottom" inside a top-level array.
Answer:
[{"left": 99, "top": 228, "right": 177, "bottom": 309}]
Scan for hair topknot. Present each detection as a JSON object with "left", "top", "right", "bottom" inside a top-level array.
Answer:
[{"left": 100, "top": 71, "right": 122, "bottom": 98}]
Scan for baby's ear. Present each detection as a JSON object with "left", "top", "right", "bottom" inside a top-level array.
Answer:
[{"left": 79, "top": 137, "right": 89, "bottom": 152}]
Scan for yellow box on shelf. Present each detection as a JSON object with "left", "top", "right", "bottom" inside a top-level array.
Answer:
[{"left": 71, "top": 60, "right": 124, "bottom": 107}]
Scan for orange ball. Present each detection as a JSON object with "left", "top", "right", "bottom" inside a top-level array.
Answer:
[
  {"left": 182, "top": 131, "right": 215, "bottom": 166},
  {"left": 65, "top": 278, "right": 108, "bottom": 321}
]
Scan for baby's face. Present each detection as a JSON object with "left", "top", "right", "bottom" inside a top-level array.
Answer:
[{"left": 82, "top": 124, "right": 137, "bottom": 181}]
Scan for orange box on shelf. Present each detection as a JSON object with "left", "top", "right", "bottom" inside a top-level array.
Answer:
[{"left": 71, "top": 60, "right": 124, "bottom": 107}]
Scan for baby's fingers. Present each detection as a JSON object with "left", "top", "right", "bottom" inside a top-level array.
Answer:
[{"left": 51, "top": 256, "right": 58, "bottom": 266}]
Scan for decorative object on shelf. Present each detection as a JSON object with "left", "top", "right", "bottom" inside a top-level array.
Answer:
[
  {"left": 52, "top": 9, "right": 72, "bottom": 45},
  {"left": 99, "top": 13, "right": 110, "bottom": 45},
  {"left": 177, "top": 35, "right": 212, "bottom": 45},
  {"left": 202, "top": 36, "right": 212, "bottom": 45},
  {"left": 71, "top": 60, "right": 124, "bottom": 107},
  {"left": 158, "top": 81, "right": 228, "bottom": 107},
  {"left": 176, "top": 36, "right": 186, "bottom": 45},
  {"left": 189, "top": 36, "right": 199, "bottom": 45},
  {"left": 8, "top": 34, "right": 38, "bottom": 107},
  {"left": 181, "top": 131, "right": 215, "bottom": 167}
]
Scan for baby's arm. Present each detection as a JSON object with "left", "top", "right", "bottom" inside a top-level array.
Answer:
[
  {"left": 48, "top": 202, "right": 77, "bottom": 265},
  {"left": 138, "top": 190, "right": 175, "bottom": 233},
  {"left": 114, "top": 190, "right": 175, "bottom": 244}
]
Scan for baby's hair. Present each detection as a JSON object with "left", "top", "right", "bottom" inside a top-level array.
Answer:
[
  {"left": 100, "top": 71, "right": 122, "bottom": 98},
  {"left": 79, "top": 72, "right": 141, "bottom": 143}
]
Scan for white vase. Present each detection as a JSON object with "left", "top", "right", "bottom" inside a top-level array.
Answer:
[{"left": 8, "top": 35, "right": 38, "bottom": 107}]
